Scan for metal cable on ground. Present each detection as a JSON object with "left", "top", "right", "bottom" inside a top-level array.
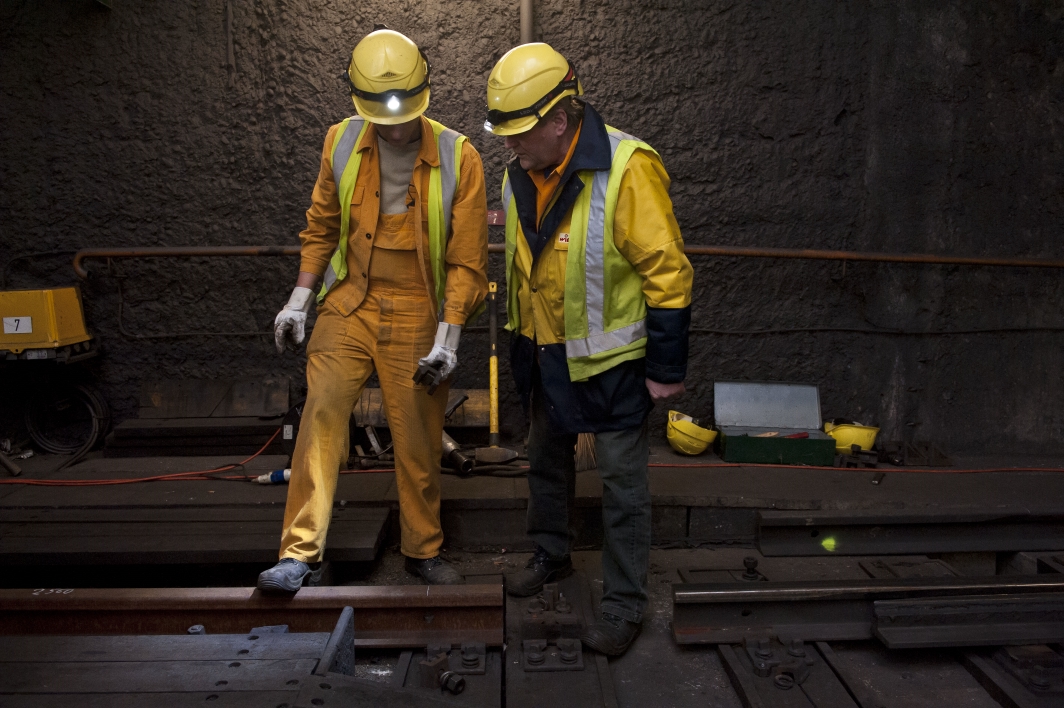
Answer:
[
  {"left": 3, "top": 445, "right": 1058, "bottom": 485},
  {"left": 440, "top": 464, "right": 530, "bottom": 477},
  {"left": 0, "top": 428, "right": 282, "bottom": 486},
  {"left": 470, "top": 465, "right": 530, "bottom": 477},
  {"left": 52, "top": 386, "right": 111, "bottom": 473},
  {"left": 24, "top": 384, "right": 111, "bottom": 475}
]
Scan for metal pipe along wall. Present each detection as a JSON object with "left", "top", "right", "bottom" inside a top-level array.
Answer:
[
  {"left": 72, "top": 242, "right": 1064, "bottom": 279},
  {"left": 520, "top": 0, "right": 534, "bottom": 44}
]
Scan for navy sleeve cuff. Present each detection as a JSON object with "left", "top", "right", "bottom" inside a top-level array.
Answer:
[{"left": 644, "top": 305, "right": 690, "bottom": 383}]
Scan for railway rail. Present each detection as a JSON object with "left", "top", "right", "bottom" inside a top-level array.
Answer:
[{"left": 0, "top": 584, "right": 504, "bottom": 648}]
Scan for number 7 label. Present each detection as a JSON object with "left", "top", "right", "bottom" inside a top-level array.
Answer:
[{"left": 3, "top": 317, "right": 33, "bottom": 334}]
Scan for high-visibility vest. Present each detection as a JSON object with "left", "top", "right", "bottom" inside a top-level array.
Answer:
[
  {"left": 502, "top": 127, "right": 657, "bottom": 382},
  {"left": 317, "top": 116, "right": 466, "bottom": 312}
]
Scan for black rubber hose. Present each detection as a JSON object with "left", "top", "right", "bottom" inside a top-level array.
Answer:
[
  {"left": 439, "top": 464, "right": 527, "bottom": 477},
  {"left": 24, "top": 384, "right": 110, "bottom": 466}
]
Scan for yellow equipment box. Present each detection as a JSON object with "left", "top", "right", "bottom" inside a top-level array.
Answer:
[{"left": 0, "top": 287, "right": 92, "bottom": 354}]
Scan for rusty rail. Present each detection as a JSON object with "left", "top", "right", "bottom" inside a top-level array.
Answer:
[
  {"left": 0, "top": 585, "right": 504, "bottom": 648},
  {"left": 73, "top": 246, "right": 300, "bottom": 278},
  {"left": 674, "top": 244, "right": 1064, "bottom": 269},
  {"left": 72, "top": 211, "right": 1064, "bottom": 278},
  {"left": 72, "top": 242, "right": 1064, "bottom": 277}
]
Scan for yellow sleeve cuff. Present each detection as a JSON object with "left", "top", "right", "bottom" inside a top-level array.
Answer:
[{"left": 299, "top": 255, "right": 330, "bottom": 277}]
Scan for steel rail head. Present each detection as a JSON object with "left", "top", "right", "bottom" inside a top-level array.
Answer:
[
  {"left": 0, "top": 584, "right": 503, "bottom": 611},
  {"left": 0, "top": 585, "right": 505, "bottom": 647},
  {"left": 672, "top": 575, "right": 1064, "bottom": 604}
]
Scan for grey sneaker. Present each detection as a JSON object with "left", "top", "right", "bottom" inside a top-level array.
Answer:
[
  {"left": 404, "top": 555, "right": 463, "bottom": 585},
  {"left": 257, "top": 558, "right": 321, "bottom": 593}
]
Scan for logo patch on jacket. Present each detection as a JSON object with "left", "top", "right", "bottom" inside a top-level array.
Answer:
[{"left": 557, "top": 233, "right": 570, "bottom": 245}]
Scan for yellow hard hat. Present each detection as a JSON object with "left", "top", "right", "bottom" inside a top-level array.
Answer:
[
  {"left": 485, "top": 43, "right": 582, "bottom": 136},
  {"left": 667, "top": 410, "right": 717, "bottom": 456},
  {"left": 823, "top": 420, "right": 880, "bottom": 453},
  {"left": 345, "top": 29, "right": 430, "bottom": 125}
]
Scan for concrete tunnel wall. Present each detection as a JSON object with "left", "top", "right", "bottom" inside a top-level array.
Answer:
[{"left": 1, "top": 0, "right": 1063, "bottom": 455}]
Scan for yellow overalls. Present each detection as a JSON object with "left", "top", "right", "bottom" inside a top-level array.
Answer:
[{"left": 280, "top": 117, "right": 488, "bottom": 563}]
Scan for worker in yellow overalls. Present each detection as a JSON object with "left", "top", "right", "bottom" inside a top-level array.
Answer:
[{"left": 260, "top": 28, "right": 488, "bottom": 590}]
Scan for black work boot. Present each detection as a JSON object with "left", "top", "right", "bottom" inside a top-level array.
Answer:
[
  {"left": 504, "top": 546, "right": 573, "bottom": 597},
  {"left": 581, "top": 613, "right": 641, "bottom": 656},
  {"left": 257, "top": 558, "right": 323, "bottom": 593},
  {"left": 405, "top": 555, "right": 463, "bottom": 585}
]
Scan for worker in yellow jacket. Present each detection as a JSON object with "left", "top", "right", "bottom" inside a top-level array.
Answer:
[
  {"left": 260, "top": 28, "right": 488, "bottom": 590},
  {"left": 486, "top": 44, "right": 693, "bottom": 655}
]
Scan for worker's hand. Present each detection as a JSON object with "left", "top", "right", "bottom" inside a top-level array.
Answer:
[
  {"left": 273, "top": 286, "right": 315, "bottom": 354},
  {"left": 419, "top": 322, "right": 461, "bottom": 378},
  {"left": 646, "top": 379, "right": 686, "bottom": 403}
]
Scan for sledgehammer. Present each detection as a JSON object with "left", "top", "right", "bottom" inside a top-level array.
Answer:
[{"left": 475, "top": 282, "right": 520, "bottom": 466}]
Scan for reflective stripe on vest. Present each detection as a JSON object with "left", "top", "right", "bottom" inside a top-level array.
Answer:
[
  {"left": 565, "top": 128, "right": 648, "bottom": 360},
  {"left": 503, "top": 126, "right": 657, "bottom": 380},
  {"left": 427, "top": 120, "right": 464, "bottom": 311},
  {"left": 319, "top": 117, "right": 371, "bottom": 297},
  {"left": 317, "top": 117, "right": 465, "bottom": 314}
]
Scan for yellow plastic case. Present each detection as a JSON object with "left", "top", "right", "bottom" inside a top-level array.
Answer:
[{"left": 0, "top": 287, "right": 92, "bottom": 354}]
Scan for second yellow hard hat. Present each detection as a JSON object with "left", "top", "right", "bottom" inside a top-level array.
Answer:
[
  {"left": 346, "top": 29, "right": 430, "bottom": 125},
  {"left": 667, "top": 411, "right": 717, "bottom": 456},
  {"left": 486, "top": 43, "right": 582, "bottom": 136}
]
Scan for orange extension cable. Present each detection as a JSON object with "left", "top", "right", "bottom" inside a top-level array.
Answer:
[
  {"left": 0, "top": 429, "right": 287, "bottom": 487},
  {"left": 0, "top": 428, "right": 407, "bottom": 487},
  {"left": 2, "top": 428, "right": 1062, "bottom": 487}
]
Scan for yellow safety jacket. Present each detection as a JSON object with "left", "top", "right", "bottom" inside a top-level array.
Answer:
[
  {"left": 318, "top": 116, "right": 466, "bottom": 313},
  {"left": 504, "top": 129, "right": 660, "bottom": 382},
  {"left": 500, "top": 103, "right": 692, "bottom": 433}
]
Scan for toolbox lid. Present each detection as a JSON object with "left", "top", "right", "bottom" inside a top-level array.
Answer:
[{"left": 714, "top": 381, "right": 823, "bottom": 430}]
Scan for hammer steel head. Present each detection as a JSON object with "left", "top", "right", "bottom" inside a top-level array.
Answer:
[
  {"left": 413, "top": 360, "right": 444, "bottom": 394},
  {"left": 475, "top": 446, "right": 519, "bottom": 465}
]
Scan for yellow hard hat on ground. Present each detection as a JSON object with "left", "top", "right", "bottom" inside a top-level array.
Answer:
[
  {"left": 485, "top": 43, "right": 582, "bottom": 136},
  {"left": 823, "top": 420, "right": 880, "bottom": 453},
  {"left": 667, "top": 411, "right": 717, "bottom": 456},
  {"left": 345, "top": 29, "right": 430, "bottom": 125}
]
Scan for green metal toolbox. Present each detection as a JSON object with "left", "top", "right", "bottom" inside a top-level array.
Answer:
[{"left": 714, "top": 381, "right": 836, "bottom": 465}]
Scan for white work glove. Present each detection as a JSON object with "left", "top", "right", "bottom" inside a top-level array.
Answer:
[
  {"left": 273, "top": 287, "right": 314, "bottom": 354},
  {"left": 419, "top": 322, "right": 461, "bottom": 378}
]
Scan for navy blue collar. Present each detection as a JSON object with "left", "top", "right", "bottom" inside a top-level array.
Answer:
[
  {"left": 506, "top": 103, "right": 612, "bottom": 260},
  {"left": 556, "top": 102, "right": 612, "bottom": 177}
]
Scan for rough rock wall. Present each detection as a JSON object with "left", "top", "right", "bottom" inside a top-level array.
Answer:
[{"left": 1, "top": 0, "right": 1062, "bottom": 454}]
